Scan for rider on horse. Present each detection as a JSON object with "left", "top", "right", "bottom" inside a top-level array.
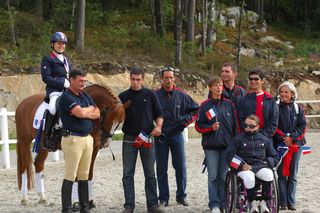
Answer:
[{"left": 40, "top": 32, "right": 73, "bottom": 148}]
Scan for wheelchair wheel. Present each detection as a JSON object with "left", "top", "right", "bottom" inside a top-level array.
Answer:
[
  {"left": 224, "top": 170, "right": 238, "bottom": 213},
  {"left": 267, "top": 171, "right": 280, "bottom": 213}
]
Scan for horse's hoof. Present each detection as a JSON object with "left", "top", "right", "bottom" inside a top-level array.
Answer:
[
  {"left": 89, "top": 200, "right": 96, "bottom": 209},
  {"left": 39, "top": 198, "right": 49, "bottom": 205},
  {"left": 21, "top": 198, "right": 29, "bottom": 205},
  {"left": 72, "top": 202, "right": 80, "bottom": 212}
]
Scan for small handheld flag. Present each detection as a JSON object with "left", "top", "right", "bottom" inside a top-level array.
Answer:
[
  {"left": 230, "top": 155, "right": 243, "bottom": 169},
  {"left": 302, "top": 146, "right": 311, "bottom": 155},
  {"left": 205, "top": 108, "right": 216, "bottom": 120},
  {"left": 134, "top": 132, "right": 152, "bottom": 148}
]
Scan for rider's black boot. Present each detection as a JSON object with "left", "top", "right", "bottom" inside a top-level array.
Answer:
[
  {"left": 61, "top": 179, "right": 73, "bottom": 213},
  {"left": 78, "top": 180, "right": 90, "bottom": 213}
]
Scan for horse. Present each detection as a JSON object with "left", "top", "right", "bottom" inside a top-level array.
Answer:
[{"left": 15, "top": 84, "right": 130, "bottom": 206}]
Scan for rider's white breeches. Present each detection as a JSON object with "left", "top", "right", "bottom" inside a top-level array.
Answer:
[
  {"left": 237, "top": 168, "right": 273, "bottom": 189},
  {"left": 48, "top": 91, "right": 63, "bottom": 115}
]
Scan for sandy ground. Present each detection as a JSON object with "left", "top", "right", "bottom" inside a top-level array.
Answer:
[{"left": 0, "top": 132, "right": 319, "bottom": 213}]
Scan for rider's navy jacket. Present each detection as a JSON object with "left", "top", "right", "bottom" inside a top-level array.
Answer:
[
  {"left": 195, "top": 97, "right": 239, "bottom": 150},
  {"left": 237, "top": 91, "right": 279, "bottom": 138},
  {"left": 41, "top": 52, "right": 73, "bottom": 97},
  {"left": 119, "top": 87, "right": 163, "bottom": 137},
  {"left": 222, "top": 84, "right": 247, "bottom": 106},
  {"left": 273, "top": 101, "right": 307, "bottom": 146},
  {"left": 226, "top": 131, "right": 279, "bottom": 172},
  {"left": 155, "top": 86, "right": 199, "bottom": 136},
  {"left": 59, "top": 89, "right": 96, "bottom": 135}
]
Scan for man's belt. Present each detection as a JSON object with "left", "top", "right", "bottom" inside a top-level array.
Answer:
[{"left": 62, "top": 130, "right": 89, "bottom": 137}]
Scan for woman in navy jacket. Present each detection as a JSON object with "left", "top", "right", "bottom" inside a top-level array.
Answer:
[
  {"left": 195, "top": 76, "right": 238, "bottom": 213},
  {"left": 273, "top": 81, "right": 307, "bottom": 211},
  {"left": 41, "top": 32, "right": 73, "bottom": 137}
]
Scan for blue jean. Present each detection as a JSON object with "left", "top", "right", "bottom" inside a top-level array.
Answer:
[
  {"left": 205, "top": 149, "right": 228, "bottom": 209},
  {"left": 278, "top": 148, "right": 302, "bottom": 207},
  {"left": 155, "top": 133, "right": 187, "bottom": 202},
  {"left": 122, "top": 138, "right": 158, "bottom": 209}
]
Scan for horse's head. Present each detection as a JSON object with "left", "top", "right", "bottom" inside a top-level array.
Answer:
[{"left": 99, "top": 100, "right": 130, "bottom": 148}]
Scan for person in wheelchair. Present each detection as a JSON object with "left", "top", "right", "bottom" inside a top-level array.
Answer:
[{"left": 226, "top": 115, "right": 279, "bottom": 213}]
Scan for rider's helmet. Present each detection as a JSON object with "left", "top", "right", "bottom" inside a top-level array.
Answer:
[{"left": 50, "top": 32, "right": 68, "bottom": 46}]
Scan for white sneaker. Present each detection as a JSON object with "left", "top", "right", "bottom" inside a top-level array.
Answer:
[
  {"left": 211, "top": 207, "right": 220, "bottom": 213},
  {"left": 260, "top": 200, "right": 270, "bottom": 213},
  {"left": 249, "top": 200, "right": 259, "bottom": 213}
]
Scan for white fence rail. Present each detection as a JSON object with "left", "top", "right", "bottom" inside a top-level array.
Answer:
[{"left": 1, "top": 100, "right": 320, "bottom": 169}]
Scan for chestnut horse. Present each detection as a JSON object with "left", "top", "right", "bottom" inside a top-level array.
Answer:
[{"left": 15, "top": 84, "right": 129, "bottom": 205}]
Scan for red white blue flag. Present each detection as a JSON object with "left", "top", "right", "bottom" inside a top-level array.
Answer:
[
  {"left": 134, "top": 132, "right": 152, "bottom": 148},
  {"left": 230, "top": 155, "right": 243, "bottom": 169},
  {"left": 205, "top": 108, "right": 216, "bottom": 120},
  {"left": 302, "top": 146, "right": 311, "bottom": 155}
]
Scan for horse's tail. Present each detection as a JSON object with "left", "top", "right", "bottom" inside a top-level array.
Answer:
[{"left": 16, "top": 135, "right": 34, "bottom": 191}]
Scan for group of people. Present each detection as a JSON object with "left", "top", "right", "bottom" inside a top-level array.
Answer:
[{"left": 40, "top": 32, "right": 307, "bottom": 213}]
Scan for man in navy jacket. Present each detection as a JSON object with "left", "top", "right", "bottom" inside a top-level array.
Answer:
[{"left": 155, "top": 67, "right": 198, "bottom": 207}]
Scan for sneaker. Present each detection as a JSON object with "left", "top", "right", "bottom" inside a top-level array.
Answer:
[
  {"left": 211, "top": 207, "right": 220, "bottom": 213},
  {"left": 288, "top": 206, "right": 297, "bottom": 211},
  {"left": 148, "top": 205, "right": 165, "bottom": 213},
  {"left": 122, "top": 208, "right": 134, "bottom": 213},
  {"left": 249, "top": 200, "right": 259, "bottom": 213},
  {"left": 159, "top": 200, "right": 169, "bottom": 207},
  {"left": 260, "top": 200, "right": 270, "bottom": 213},
  {"left": 280, "top": 206, "right": 288, "bottom": 210},
  {"left": 176, "top": 199, "right": 189, "bottom": 206}
]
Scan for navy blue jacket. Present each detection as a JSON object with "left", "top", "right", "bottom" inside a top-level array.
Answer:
[
  {"left": 41, "top": 53, "right": 73, "bottom": 97},
  {"left": 195, "top": 98, "right": 239, "bottom": 150},
  {"left": 273, "top": 101, "right": 307, "bottom": 146},
  {"left": 59, "top": 89, "right": 96, "bottom": 135},
  {"left": 119, "top": 87, "right": 163, "bottom": 137},
  {"left": 222, "top": 84, "right": 247, "bottom": 106},
  {"left": 226, "top": 131, "right": 279, "bottom": 172},
  {"left": 155, "top": 86, "right": 198, "bottom": 136},
  {"left": 237, "top": 92, "right": 279, "bottom": 138}
]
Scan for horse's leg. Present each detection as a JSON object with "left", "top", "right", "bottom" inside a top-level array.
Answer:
[
  {"left": 87, "top": 137, "right": 100, "bottom": 209},
  {"left": 16, "top": 136, "right": 34, "bottom": 205},
  {"left": 34, "top": 148, "right": 49, "bottom": 204}
]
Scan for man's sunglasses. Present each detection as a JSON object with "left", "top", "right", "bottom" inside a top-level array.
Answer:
[
  {"left": 244, "top": 124, "right": 257, "bottom": 129},
  {"left": 161, "top": 67, "right": 175, "bottom": 72},
  {"left": 248, "top": 77, "right": 261, "bottom": 81}
]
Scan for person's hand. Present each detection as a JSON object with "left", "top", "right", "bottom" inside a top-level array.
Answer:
[
  {"left": 151, "top": 125, "right": 162, "bottom": 137},
  {"left": 242, "top": 163, "right": 252, "bottom": 171},
  {"left": 212, "top": 122, "right": 220, "bottom": 131},
  {"left": 64, "top": 79, "right": 70, "bottom": 88},
  {"left": 283, "top": 136, "right": 293, "bottom": 147}
]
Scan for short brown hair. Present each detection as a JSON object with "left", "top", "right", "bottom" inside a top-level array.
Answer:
[
  {"left": 249, "top": 68, "right": 265, "bottom": 80},
  {"left": 130, "top": 66, "right": 145, "bottom": 79},
  {"left": 69, "top": 69, "right": 86, "bottom": 80},
  {"left": 208, "top": 76, "right": 222, "bottom": 87},
  {"left": 222, "top": 62, "right": 237, "bottom": 73},
  {"left": 246, "top": 114, "right": 260, "bottom": 126}
]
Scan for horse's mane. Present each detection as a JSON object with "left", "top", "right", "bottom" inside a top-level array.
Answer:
[{"left": 86, "top": 84, "right": 119, "bottom": 101}]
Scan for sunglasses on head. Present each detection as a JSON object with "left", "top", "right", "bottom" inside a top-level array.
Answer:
[
  {"left": 162, "top": 67, "right": 175, "bottom": 72},
  {"left": 244, "top": 124, "right": 257, "bottom": 129},
  {"left": 248, "top": 77, "right": 261, "bottom": 81}
]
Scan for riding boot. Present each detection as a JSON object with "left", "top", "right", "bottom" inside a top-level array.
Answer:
[
  {"left": 78, "top": 180, "right": 90, "bottom": 213},
  {"left": 261, "top": 181, "right": 272, "bottom": 200},
  {"left": 44, "top": 111, "right": 54, "bottom": 143},
  {"left": 61, "top": 179, "right": 73, "bottom": 213}
]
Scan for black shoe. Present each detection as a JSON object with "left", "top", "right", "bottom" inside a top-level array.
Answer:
[
  {"left": 288, "top": 206, "right": 296, "bottom": 211},
  {"left": 148, "top": 205, "right": 165, "bottom": 213},
  {"left": 176, "top": 199, "right": 189, "bottom": 206},
  {"left": 122, "top": 208, "right": 134, "bottom": 213},
  {"left": 89, "top": 200, "right": 96, "bottom": 209},
  {"left": 159, "top": 200, "right": 168, "bottom": 207},
  {"left": 280, "top": 206, "right": 288, "bottom": 210}
]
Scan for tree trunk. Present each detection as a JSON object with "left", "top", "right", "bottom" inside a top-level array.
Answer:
[
  {"left": 154, "top": 0, "right": 165, "bottom": 37},
  {"left": 35, "top": 0, "right": 43, "bottom": 20},
  {"left": 304, "top": 0, "right": 310, "bottom": 32},
  {"left": 206, "top": 0, "right": 215, "bottom": 49},
  {"left": 201, "top": 0, "right": 207, "bottom": 56},
  {"left": 174, "top": 0, "right": 182, "bottom": 66},
  {"left": 6, "top": 0, "right": 17, "bottom": 46},
  {"left": 236, "top": 0, "right": 244, "bottom": 71},
  {"left": 186, "top": 0, "right": 195, "bottom": 42},
  {"left": 75, "top": 0, "right": 85, "bottom": 51},
  {"left": 70, "top": 0, "right": 76, "bottom": 30}
]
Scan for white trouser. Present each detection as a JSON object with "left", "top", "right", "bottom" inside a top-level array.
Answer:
[
  {"left": 237, "top": 168, "right": 274, "bottom": 189},
  {"left": 48, "top": 91, "right": 63, "bottom": 115}
]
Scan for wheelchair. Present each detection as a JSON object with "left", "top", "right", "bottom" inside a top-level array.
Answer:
[{"left": 224, "top": 168, "right": 279, "bottom": 213}]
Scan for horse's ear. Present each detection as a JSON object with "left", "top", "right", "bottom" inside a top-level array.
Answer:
[{"left": 123, "top": 100, "right": 131, "bottom": 109}]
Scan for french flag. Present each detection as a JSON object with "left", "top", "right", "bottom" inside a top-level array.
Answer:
[
  {"left": 277, "top": 145, "right": 289, "bottom": 158},
  {"left": 302, "top": 146, "right": 311, "bottom": 155},
  {"left": 135, "top": 132, "right": 151, "bottom": 148},
  {"left": 205, "top": 108, "right": 216, "bottom": 120},
  {"left": 230, "top": 155, "right": 243, "bottom": 169}
]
